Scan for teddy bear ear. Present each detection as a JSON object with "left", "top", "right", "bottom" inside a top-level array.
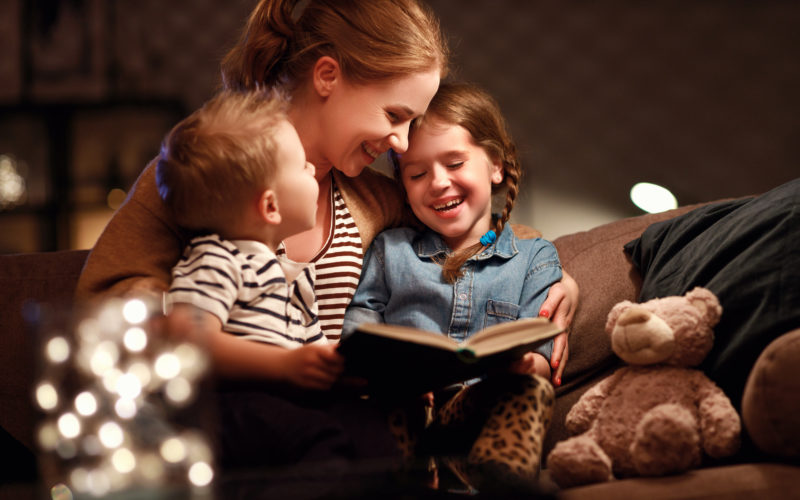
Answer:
[
  {"left": 685, "top": 287, "right": 723, "bottom": 326},
  {"left": 605, "top": 300, "right": 635, "bottom": 333}
]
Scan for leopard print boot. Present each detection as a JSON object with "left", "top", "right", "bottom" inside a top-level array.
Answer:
[{"left": 437, "top": 374, "right": 555, "bottom": 491}]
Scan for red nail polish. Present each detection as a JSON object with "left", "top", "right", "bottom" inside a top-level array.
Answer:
[
  {"left": 539, "top": 310, "right": 550, "bottom": 319},
  {"left": 552, "top": 359, "right": 559, "bottom": 369},
  {"left": 555, "top": 377, "right": 561, "bottom": 387}
]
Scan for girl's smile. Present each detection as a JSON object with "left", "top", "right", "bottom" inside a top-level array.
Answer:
[{"left": 398, "top": 119, "right": 504, "bottom": 252}]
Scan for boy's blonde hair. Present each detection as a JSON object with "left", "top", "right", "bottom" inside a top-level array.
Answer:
[
  {"left": 394, "top": 82, "right": 523, "bottom": 283},
  {"left": 221, "top": 0, "right": 448, "bottom": 92},
  {"left": 156, "top": 90, "right": 289, "bottom": 233}
]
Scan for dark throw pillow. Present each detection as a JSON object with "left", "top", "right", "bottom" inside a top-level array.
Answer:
[{"left": 624, "top": 178, "right": 800, "bottom": 407}]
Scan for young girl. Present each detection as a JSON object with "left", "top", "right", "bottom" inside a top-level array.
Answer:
[{"left": 343, "top": 82, "right": 561, "bottom": 489}]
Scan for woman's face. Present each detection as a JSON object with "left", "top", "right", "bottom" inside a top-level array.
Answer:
[
  {"left": 397, "top": 119, "right": 504, "bottom": 252},
  {"left": 315, "top": 68, "right": 440, "bottom": 177}
]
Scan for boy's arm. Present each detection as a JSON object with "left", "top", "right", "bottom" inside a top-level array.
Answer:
[{"left": 168, "top": 305, "right": 343, "bottom": 390}]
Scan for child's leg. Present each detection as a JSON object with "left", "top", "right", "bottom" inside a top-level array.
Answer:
[
  {"left": 434, "top": 374, "right": 555, "bottom": 489},
  {"left": 214, "top": 382, "right": 401, "bottom": 470},
  {"left": 469, "top": 374, "right": 554, "bottom": 481},
  {"left": 386, "top": 399, "right": 430, "bottom": 462}
]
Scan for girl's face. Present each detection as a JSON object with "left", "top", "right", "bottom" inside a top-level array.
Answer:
[
  {"left": 397, "top": 119, "right": 504, "bottom": 252},
  {"left": 314, "top": 68, "right": 441, "bottom": 177}
]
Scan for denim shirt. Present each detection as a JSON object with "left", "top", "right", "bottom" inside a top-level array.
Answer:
[{"left": 342, "top": 225, "right": 562, "bottom": 359}]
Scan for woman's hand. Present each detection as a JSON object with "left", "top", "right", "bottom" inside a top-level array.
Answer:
[{"left": 539, "top": 271, "right": 579, "bottom": 386}]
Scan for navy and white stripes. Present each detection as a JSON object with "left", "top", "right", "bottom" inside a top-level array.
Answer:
[{"left": 167, "top": 234, "right": 324, "bottom": 349}]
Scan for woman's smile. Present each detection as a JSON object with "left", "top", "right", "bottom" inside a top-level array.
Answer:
[{"left": 362, "top": 142, "right": 382, "bottom": 162}]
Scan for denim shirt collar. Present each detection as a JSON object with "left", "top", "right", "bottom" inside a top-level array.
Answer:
[{"left": 414, "top": 225, "right": 519, "bottom": 261}]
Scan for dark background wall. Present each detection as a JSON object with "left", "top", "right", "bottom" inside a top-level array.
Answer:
[{"left": 0, "top": 0, "right": 797, "bottom": 252}]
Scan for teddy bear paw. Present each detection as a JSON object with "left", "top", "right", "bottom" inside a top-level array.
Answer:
[
  {"left": 546, "top": 435, "right": 613, "bottom": 488},
  {"left": 631, "top": 403, "right": 702, "bottom": 476}
]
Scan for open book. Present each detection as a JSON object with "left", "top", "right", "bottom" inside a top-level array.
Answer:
[{"left": 338, "top": 317, "right": 562, "bottom": 396}]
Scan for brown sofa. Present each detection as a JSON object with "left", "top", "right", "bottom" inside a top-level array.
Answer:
[{"left": 2, "top": 202, "right": 799, "bottom": 498}]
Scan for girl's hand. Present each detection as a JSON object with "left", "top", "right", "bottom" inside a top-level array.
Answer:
[
  {"left": 539, "top": 271, "right": 579, "bottom": 386},
  {"left": 509, "top": 352, "right": 551, "bottom": 379},
  {"left": 283, "top": 344, "right": 344, "bottom": 390}
]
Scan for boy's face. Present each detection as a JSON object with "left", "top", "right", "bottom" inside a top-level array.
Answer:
[
  {"left": 397, "top": 119, "right": 504, "bottom": 252},
  {"left": 272, "top": 120, "right": 319, "bottom": 237}
]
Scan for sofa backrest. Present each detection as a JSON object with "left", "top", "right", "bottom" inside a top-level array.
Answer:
[{"left": 0, "top": 249, "right": 89, "bottom": 451}]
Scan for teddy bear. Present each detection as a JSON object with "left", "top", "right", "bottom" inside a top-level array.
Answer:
[{"left": 546, "top": 287, "right": 741, "bottom": 488}]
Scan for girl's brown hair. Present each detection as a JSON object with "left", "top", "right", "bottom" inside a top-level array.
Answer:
[
  {"left": 397, "top": 82, "right": 523, "bottom": 283},
  {"left": 156, "top": 90, "right": 288, "bottom": 233},
  {"left": 221, "top": 0, "right": 448, "bottom": 92}
]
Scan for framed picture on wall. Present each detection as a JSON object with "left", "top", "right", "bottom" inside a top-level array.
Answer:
[{"left": 27, "top": 0, "right": 108, "bottom": 101}]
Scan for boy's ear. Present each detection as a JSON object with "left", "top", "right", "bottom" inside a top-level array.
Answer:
[
  {"left": 312, "top": 56, "right": 340, "bottom": 98},
  {"left": 259, "top": 189, "right": 281, "bottom": 225}
]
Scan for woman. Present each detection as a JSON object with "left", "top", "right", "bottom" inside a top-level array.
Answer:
[{"left": 76, "top": 0, "right": 577, "bottom": 472}]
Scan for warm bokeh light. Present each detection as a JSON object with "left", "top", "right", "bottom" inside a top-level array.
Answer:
[
  {"left": 0, "top": 154, "right": 27, "bottom": 209},
  {"left": 122, "top": 299, "right": 148, "bottom": 324},
  {"left": 154, "top": 352, "right": 181, "bottom": 380},
  {"left": 160, "top": 437, "right": 186, "bottom": 463},
  {"left": 57, "top": 413, "right": 81, "bottom": 439},
  {"left": 46, "top": 336, "right": 70, "bottom": 364},
  {"left": 123, "top": 327, "right": 148, "bottom": 352},
  {"left": 75, "top": 392, "right": 98, "bottom": 416},
  {"left": 35, "top": 297, "right": 214, "bottom": 494},
  {"left": 106, "top": 188, "right": 127, "bottom": 210},
  {"left": 36, "top": 382, "right": 59, "bottom": 411},
  {"left": 188, "top": 461, "right": 214, "bottom": 487},
  {"left": 98, "top": 421, "right": 124, "bottom": 449},
  {"left": 630, "top": 182, "right": 678, "bottom": 213}
]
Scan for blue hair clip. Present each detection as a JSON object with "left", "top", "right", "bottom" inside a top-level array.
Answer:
[{"left": 479, "top": 230, "right": 497, "bottom": 246}]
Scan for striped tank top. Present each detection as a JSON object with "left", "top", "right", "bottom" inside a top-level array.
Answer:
[{"left": 277, "top": 176, "right": 363, "bottom": 342}]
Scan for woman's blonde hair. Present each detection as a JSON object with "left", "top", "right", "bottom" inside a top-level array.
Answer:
[
  {"left": 156, "top": 90, "right": 288, "bottom": 233},
  {"left": 221, "top": 0, "right": 448, "bottom": 92},
  {"left": 395, "top": 81, "right": 523, "bottom": 283}
]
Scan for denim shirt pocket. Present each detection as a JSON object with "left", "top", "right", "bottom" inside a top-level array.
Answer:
[{"left": 484, "top": 299, "right": 520, "bottom": 329}]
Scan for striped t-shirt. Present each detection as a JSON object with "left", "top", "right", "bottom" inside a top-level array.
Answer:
[
  {"left": 277, "top": 177, "right": 363, "bottom": 342},
  {"left": 167, "top": 234, "right": 325, "bottom": 349}
]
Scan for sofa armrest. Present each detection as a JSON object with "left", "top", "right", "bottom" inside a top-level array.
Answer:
[{"left": 0, "top": 249, "right": 89, "bottom": 451}]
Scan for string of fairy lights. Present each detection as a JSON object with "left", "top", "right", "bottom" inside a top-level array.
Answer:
[{"left": 33, "top": 298, "right": 214, "bottom": 498}]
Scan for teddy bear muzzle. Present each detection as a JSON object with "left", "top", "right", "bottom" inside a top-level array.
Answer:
[{"left": 611, "top": 306, "right": 675, "bottom": 365}]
